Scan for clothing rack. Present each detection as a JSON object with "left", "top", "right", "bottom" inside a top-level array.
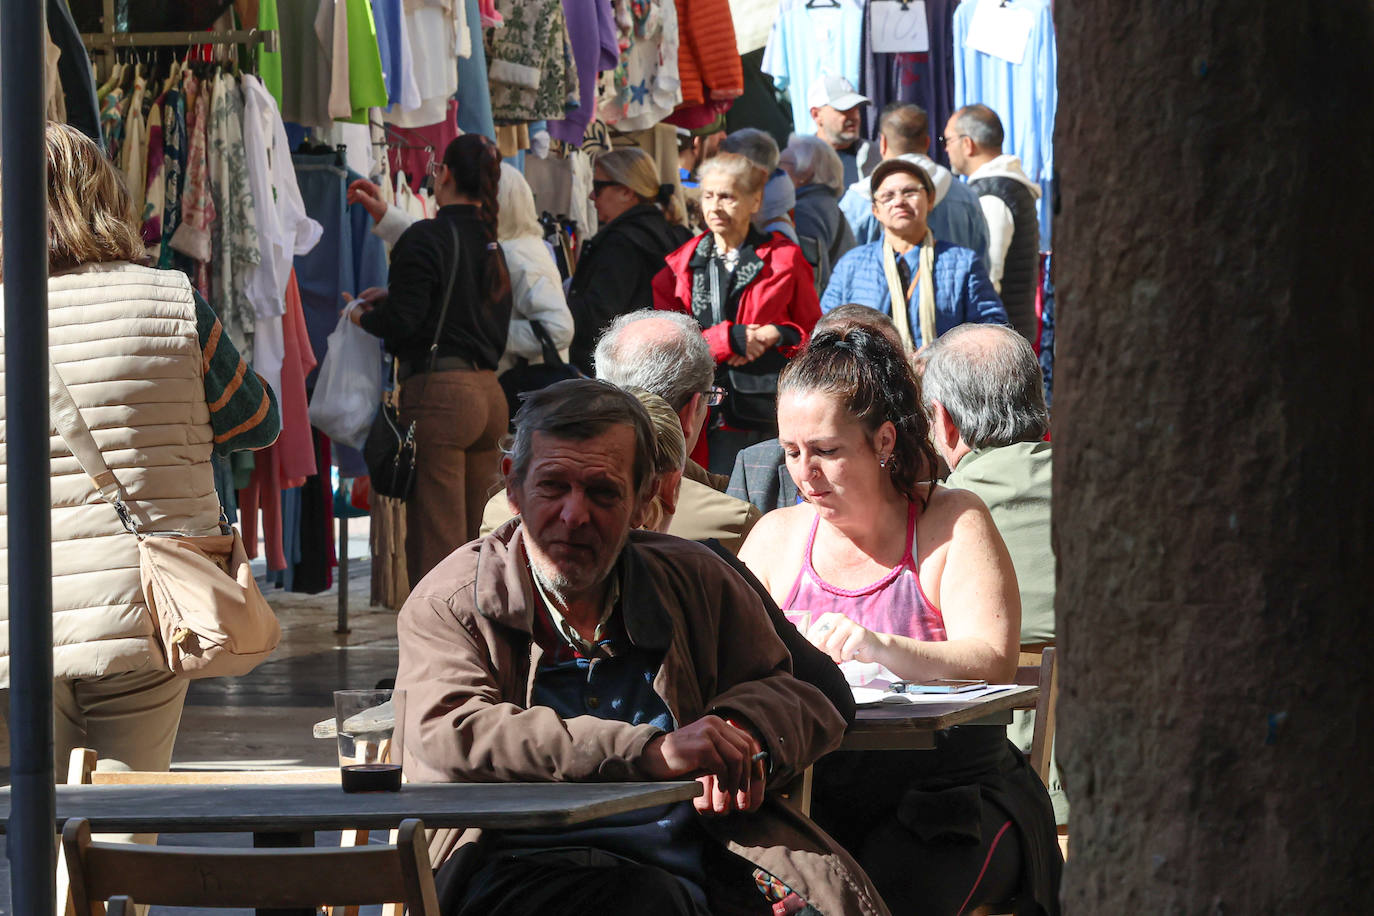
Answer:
[{"left": 80, "top": 0, "right": 278, "bottom": 74}]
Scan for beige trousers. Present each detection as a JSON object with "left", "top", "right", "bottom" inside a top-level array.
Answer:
[{"left": 399, "top": 369, "right": 508, "bottom": 584}]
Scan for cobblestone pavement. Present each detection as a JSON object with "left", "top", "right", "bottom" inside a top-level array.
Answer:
[{"left": 2, "top": 521, "right": 404, "bottom": 915}]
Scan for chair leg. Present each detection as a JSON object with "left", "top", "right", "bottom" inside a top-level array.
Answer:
[
  {"left": 326, "top": 830, "right": 370, "bottom": 916},
  {"left": 55, "top": 833, "right": 75, "bottom": 916}
]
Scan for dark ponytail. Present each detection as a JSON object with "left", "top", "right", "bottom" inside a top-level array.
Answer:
[
  {"left": 442, "top": 134, "right": 512, "bottom": 306},
  {"left": 778, "top": 327, "right": 939, "bottom": 505}
]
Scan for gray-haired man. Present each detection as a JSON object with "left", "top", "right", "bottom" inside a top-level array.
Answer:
[
  {"left": 483, "top": 310, "right": 761, "bottom": 552},
  {"left": 921, "top": 322, "right": 1064, "bottom": 823}
]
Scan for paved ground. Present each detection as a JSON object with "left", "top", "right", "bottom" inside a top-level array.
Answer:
[{"left": 2, "top": 520, "right": 404, "bottom": 915}]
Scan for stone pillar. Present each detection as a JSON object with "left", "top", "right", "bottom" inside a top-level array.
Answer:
[{"left": 1054, "top": 2, "right": 1374, "bottom": 910}]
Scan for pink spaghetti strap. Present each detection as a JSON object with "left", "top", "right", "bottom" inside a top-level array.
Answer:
[{"left": 781, "top": 510, "right": 823, "bottom": 609}]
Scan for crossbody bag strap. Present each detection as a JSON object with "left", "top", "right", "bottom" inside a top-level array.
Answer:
[
  {"left": 48, "top": 360, "right": 138, "bottom": 533},
  {"left": 426, "top": 220, "right": 463, "bottom": 375}
]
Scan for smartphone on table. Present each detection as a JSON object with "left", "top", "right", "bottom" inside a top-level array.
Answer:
[{"left": 889, "top": 678, "right": 988, "bottom": 694}]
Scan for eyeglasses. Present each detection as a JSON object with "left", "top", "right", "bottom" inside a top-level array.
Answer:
[
  {"left": 874, "top": 187, "right": 927, "bottom": 207},
  {"left": 591, "top": 179, "right": 623, "bottom": 196},
  {"left": 940, "top": 133, "right": 965, "bottom": 146},
  {"left": 702, "top": 386, "right": 726, "bottom": 407}
]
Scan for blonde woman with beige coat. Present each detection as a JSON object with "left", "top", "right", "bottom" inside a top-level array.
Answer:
[{"left": 0, "top": 124, "right": 279, "bottom": 785}]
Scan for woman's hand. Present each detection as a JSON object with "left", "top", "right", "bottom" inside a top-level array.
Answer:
[
  {"left": 347, "top": 179, "right": 388, "bottom": 224},
  {"left": 726, "top": 324, "right": 783, "bottom": 366},
  {"left": 807, "top": 611, "right": 881, "bottom": 665}
]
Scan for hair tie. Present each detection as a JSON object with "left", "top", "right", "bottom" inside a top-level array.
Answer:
[
  {"left": 656, "top": 183, "right": 674, "bottom": 205},
  {"left": 486, "top": 242, "right": 501, "bottom": 251}
]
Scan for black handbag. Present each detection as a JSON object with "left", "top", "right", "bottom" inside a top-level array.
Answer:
[
  {"left": 497, "top": 319, "right": 585, "bottom": 426},
  {"left": 363, "top": 223, "right": 460, "bottom": 499}
]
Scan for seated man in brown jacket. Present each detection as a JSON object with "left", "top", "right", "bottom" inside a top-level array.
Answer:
[{"left": 397, "top": 380, "right": 889, "bottom": 916}]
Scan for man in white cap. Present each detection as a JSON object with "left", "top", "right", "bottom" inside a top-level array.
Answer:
[{"left": 807, "top": 74, "right": 879, "bottom": 187}]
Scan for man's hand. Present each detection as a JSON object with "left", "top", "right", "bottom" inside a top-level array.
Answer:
[
  {"left": 347, "top": 178, "right": 388, "bottom": 224},
  {"left": 807, "top": 611, "right": 881, "bottom": 665},
  {"left": 639, "top": 715, "right": 766, "bottom": 815}
]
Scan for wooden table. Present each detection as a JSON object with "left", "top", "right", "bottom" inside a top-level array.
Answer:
[
  {"left": 1, "top": 780, "right": 700, "bottom": 916},
  {"left": 842, "top": 684, "right": 1039, "bottom": 751},
  {"left": 793, "top": 685, "right": 1038, "bottom": 813}
]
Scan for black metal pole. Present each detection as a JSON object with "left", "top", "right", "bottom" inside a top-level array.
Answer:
[{"left": 3, "top": 0, "right": 55, "bottom": 910}]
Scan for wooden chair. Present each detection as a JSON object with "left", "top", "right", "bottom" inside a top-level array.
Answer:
[
  {"left": 59, "top": 749, "right": 392, "bottom": 916},
  {"left": 62, "top": 816, "right": 440, "bottom": 915},
  {"left": 102, "top": 898, "right": 131, "bottom": 916},
  {"left": 1012, "top": 645, "right": 1059, "bottom": 784}
]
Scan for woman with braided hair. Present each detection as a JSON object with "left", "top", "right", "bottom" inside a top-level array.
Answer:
[
  {"left": 352, "top": 134, "right": 514, "bottom": 582},
  {"left": 738, "top": 327, "right": 1061, "bottom": 914}
]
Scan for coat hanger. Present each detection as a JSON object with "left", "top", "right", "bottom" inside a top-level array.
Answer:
[{"left": 805, "top": 0, "right": 841, "bottom": 8}]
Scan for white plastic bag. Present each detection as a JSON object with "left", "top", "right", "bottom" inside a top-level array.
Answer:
[{"left": 308, "top": 305, "right": 384, "bottom": 449}]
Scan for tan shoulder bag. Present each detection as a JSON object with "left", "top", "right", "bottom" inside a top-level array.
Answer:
[{"left": 48, "top": 361, "right": 280, "bottom": 678}]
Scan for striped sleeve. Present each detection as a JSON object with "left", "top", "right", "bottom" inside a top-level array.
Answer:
[{"left": 194, "top": 290, "right": 281, "bottom": 455}]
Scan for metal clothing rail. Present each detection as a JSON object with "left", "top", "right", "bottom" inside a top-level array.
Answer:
[{"left": 80, "top": 0, "right": 278, "bottom": 73}]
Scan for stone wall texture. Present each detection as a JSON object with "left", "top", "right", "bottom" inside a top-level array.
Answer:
[{"left": 1054, "top": 1, "right": 1374, "bottom": 910}]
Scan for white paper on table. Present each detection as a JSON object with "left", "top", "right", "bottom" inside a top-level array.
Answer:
[
  {"left": 852, "top": 684, "right": 1019, "bottom": 706},
  {"left": 965, "top": 0, "right": 1034, "bottom": 65},
  {"left": 870, "top": 1, "right": 930, "bottom": 54},
  {"left": 839, "top": 660, "right": 901, "bottom": 688}
]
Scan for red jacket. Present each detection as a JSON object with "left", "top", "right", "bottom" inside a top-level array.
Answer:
[{"left": 652, "top": 231, "right": 821, "bottom": 363}]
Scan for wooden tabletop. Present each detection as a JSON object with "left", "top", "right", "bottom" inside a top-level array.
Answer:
[
  {"left": 842, "top": 685, "right": 1038, "bottom": 751},
  {"left": 0, "top": 781, "right": 702, "bottom": 836}
]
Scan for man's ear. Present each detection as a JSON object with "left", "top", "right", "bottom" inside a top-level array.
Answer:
[
  {"left": 809, "top": 106, "right": 822, "bottom": 125},
  {"left": 501, "top": 456, "right": 520, "bottom": 514},
  {"left": 659, "top": 470, "right": 684, "bottom": 520},
  {"left": 628, "top": 476, "right": 658, "bottom": 530},
  {"left": 930, "top": 400, "right": 960, "bottom": 452},
  {"left": 879, "top": 134, "right": 889, "bottom": 158}
]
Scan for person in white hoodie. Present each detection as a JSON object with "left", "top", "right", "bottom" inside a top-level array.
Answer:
[
  {"left": 944, "top": 104, "right": 1043, "bottom": 345},
  {"left": 347, "top": 165, "right": 574, "bottom": 375},
  {"left": 839, "top": 103, "right": 990, "bottom": 261}
]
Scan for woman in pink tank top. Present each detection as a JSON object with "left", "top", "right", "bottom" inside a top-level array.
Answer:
[{"left": 738, "top": 325, "right": 1062, "bottom": 916}]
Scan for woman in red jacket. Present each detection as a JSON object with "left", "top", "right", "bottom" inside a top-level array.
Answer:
[{"left": 653, "top": 152, "right": 821, "bottom": 475}]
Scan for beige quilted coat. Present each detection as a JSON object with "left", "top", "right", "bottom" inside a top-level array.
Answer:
[{"left": 0, "top": 262, "right": 223, "bottom": 685}]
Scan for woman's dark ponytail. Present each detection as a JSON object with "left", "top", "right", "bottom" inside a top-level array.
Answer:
[{"left": 442, "top": 134, "right": 512, "bottom": 307}]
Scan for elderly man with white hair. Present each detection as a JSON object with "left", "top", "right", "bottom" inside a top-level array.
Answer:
[{"left": 483, "top": 309, "right": 761, "bottom": 553}]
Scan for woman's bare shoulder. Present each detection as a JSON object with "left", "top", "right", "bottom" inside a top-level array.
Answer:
[{"left": 738, "top": 503, "right": 814, "bottom": 579}]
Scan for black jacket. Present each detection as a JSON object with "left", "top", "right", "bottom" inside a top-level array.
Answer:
[
  {"left": 567, "top": 204, "right": 692, "bottom": 375},
  {"left": 361, "top": 205, "right": 512, "bottom": 370},
  {"left": 970, "top": 176, "right": 1040, "bottom": 344}
]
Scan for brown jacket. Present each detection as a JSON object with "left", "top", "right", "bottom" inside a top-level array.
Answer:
[{"left": 396, "top": 521, "right": 889, "bottom": 916}]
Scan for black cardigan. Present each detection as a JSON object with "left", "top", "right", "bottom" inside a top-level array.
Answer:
[{"left": 360, "top": 204, "right": 512, "bottom": 370}]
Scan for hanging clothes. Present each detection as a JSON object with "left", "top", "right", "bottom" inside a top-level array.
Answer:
[
  {"left": 277, "top": 0, "right": 335, "bottom": 127},
  {"left": 207, "top": 71, "right": 262, "bottom": 354},
  {"left": 455, "top": 0, "right": 497, "bottom": 139},
  {"left": 545, "top": 0, "right": 619, "bottom": 146},
  {"left": 279, "top": 269, "right": 320, "bottom": 485},
  {"left": 385, "top": 0, "right": 461, "bottom": 128},
  {"left": 952, "top": 0, "right": 1057, "bottom": 242},
  {"left": 597, "top": 0, "right": 682, "bottom": 131},
  {"left": 47, "top": 0, "right": 101, "bottom": 145},
  {"left": 761, "top": 0, "right": 865, "bottom": 136},
  {"left": 170, "top": 72, "right": 216, "bottom": 300},
  {"left": 292, "top": 151, "right": 390, "bottom": 382},
  {"left": 860, "top": 0, "right": 958, "bottom": 169},
  {"left": 242, "top": 73, "right": 325, "bottom": 401},
  {"left": 384, "top": 100, "right": 459, "bottom": 193},
  {"left": 666, "top": 0, "right": 744, "bottom": 129},
  {"left": 157, "top": 86, "right": 188, "bottom": 269},
  {"left": 487, "top": 0, "right": 579, "bottom": 122},
  {"left": 99, "top": 86, "right": 125, "bottom": 162},
  {"left": 121, "top": 69, "right": 149, "bottom": 219},
  {"left": 142, "top": 102, "right": 167, "bottom": 260}
]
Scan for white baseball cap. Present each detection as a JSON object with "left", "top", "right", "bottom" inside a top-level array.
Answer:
[{"left": 807, "top": 74, "right": 870, "bottom": 112}]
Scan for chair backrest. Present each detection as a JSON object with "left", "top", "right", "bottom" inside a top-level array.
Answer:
[
  {"left": 1012, "top": 646, "right": 1059, "bottom": 785},
  {"left": 68, "top": 747, "right": 339, "bottom": 786},
  {"left": 62, "top": 817, "right": 440, "bottom": 915},
  {"left": 103, "top": 897, "right": 131, "bottom": 916}
]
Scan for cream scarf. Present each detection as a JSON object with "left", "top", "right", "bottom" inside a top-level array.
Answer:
[{"left": 882, "top": 230, "right": 937, "bottom": 350}]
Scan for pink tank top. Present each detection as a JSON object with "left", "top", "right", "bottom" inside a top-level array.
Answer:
[{"left": 782, "top": 501, "right": 947, "bottom": 641}]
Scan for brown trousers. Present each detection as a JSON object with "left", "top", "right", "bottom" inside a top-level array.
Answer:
[{"left": 399, "top": 369, "right": 508, "bottom": 585}]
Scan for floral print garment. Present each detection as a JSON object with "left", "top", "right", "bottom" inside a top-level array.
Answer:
[
  {"left": 142, "top": 101, "right": 167, "bottom": 260},
  {"left": 487, "top": 0, "right": 578, "bottom": 121},
  {"left": 207, "top": 71, "right": 262, "bottom": 355},
  {"left": 158, "top": 88, "right": 188, "bottom": 270},
  {"left": 596, "top": 0, "right": 681, "bottom": 131},
  {"left": 170, "top": 71, "right": 217, "bottom": 299}
]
